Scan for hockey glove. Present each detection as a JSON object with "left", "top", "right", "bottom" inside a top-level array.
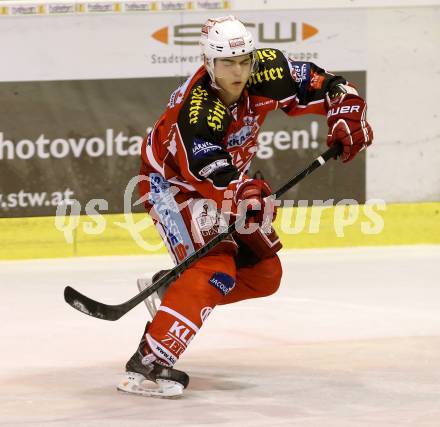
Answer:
[
  {"left": 326, "top": 88, "right": 373, "bottom": 163},
  {"left": 233, "top": 178, "right": 277, "bottom": 226}
]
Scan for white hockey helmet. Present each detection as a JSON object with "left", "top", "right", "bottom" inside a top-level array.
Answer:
[{"left": 200, "top": 16, "right": 258, "bottom": 84}]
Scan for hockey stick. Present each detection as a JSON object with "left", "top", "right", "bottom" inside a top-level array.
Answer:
[{"left": 64, "top": 142, "right": 342, "bottom": 321}]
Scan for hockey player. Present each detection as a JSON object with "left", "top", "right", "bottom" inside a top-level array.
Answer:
[{"left": 117, "top": 16, "right": 373, "bottom": 398}]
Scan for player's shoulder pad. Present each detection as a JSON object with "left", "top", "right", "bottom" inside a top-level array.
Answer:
[
  {"left": 246, "top": 48, "right": 296, "bottom": 100},
  {"left": 179, "top": 77, "right": 231, "bottom": 141}
]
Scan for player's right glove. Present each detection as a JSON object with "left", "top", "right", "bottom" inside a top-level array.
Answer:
[
  {"left": 231, "top": 178, "right": 282, "bottom": 262},
  {"left": 233, "top": 178, "right": 277, "bottom": 226}
]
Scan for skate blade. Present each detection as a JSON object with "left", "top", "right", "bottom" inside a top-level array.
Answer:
[{"left": 117, "top": 372, "right": 184, "bottom": 399}]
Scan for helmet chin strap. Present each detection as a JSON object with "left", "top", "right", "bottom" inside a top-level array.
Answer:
[{"left": 205, "top": 57, "right": 223, "bottom": 91}]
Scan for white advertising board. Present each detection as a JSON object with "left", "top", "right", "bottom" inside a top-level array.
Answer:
[{"left": 0, "top": 9, "right": 366, "bottom": 81}]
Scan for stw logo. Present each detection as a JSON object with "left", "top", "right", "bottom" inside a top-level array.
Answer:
[{"left": 152, "top": 21, "right": 319, "bottom": 45}]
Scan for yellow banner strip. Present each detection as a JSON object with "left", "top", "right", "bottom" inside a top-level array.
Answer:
[{"left": 0, "top": 202, "right": 438, "bottom": 260}]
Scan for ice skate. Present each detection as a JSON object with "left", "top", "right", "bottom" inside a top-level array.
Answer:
[{"left": 117, "top": 324, "right": 189, "bottom": 398}]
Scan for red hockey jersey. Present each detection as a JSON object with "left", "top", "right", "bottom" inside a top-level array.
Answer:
[{"left": 140, "top": 48, "right": 346, "bottom": 206}]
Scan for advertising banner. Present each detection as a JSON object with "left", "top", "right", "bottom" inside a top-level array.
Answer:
[
  {"left": 0, "top": 9, "right": 367, "bottom": 218},
  {"left": 0, "top": 9, "right": 366, "bottom": 81}
]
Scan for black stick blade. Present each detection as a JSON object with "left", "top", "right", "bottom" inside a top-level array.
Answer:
[{"left": 64, "top": 286, "right": 123, "bottom": 321}]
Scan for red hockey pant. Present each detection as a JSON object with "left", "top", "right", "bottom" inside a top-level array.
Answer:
[{"left": 145, "top": 253, "right": 282, "bottom": 366}]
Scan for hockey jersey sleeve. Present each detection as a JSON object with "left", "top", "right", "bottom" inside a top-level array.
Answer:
[
  {"left": 249, "top": 49, "right": 347, "bottom": 116},
  {"left": 282, "top": 56, "right": 347, "bottom": 116},
  {"left": 175, "top": 86, "right": 245, "bottom": 205}
]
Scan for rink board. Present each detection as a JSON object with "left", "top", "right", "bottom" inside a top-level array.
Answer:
[{"left": 0, "top": 202, "right": 439, "bottom": 260}]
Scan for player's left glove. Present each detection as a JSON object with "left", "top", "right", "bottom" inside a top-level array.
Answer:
[{"left": 326, "top": 90, "right": 373, "bottom": 163}]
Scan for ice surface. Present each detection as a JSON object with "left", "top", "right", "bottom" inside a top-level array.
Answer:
[{"left": 1, "top": 246, "right": 440, "bottom": 426}]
